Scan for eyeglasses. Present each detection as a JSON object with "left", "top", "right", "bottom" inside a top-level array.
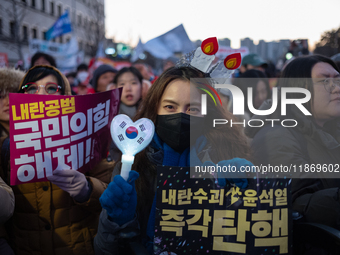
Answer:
[
  {"left": 21, "top": 82, "right": 62, "bottom": 94},
  {"left": 317, "top": 78, "right": 340, "bottom": 93}
]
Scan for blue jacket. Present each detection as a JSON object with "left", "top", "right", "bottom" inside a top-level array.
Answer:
[
  {"left": 94, "top": 141, "right": 164, "bottom": 254},
  {"left": 94, "top": 139, "right": 249, "bottom": 254}
]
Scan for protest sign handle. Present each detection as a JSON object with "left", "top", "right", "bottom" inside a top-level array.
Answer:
[{"left": 121, "top": 154, "right": 135, "bottom": 181}]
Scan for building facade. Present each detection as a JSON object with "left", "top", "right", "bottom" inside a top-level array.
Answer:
[
  {"left": 0, "top": 0, "right": 105, "bottom": 66},
  {"left": 241, "top": 37, "right": 256, "bottom": 54},
  {"left": 240, "top": 37, "right": 307, "bottom": 65},
  {"left": 219, "top": 38, "right": 231, "bottom": 47}
]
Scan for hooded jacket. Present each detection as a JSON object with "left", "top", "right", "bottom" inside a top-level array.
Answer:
[
  {"left": 1, "top": 65, "right": 114, "bottom": 255},
  {"left": 0, "top": 67, "right": 25, "bottom": 93},
  {"left": 0, "top": 67, "right": 25, "bottom": 135},
  {"left": 0, "top": 176, "right": 14, "bottom": 243},
  {"left": 245, "top": 99, "right": 340, "bottom": 229},
  {"left": 0, "top": 68, "right": 25, "bottom": 242},
  {"left": 0, "top": 176, "right": 14, "bottom": 225}
]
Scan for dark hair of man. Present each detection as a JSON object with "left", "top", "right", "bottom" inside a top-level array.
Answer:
[
  {"left": 279, "top": 54, "right": 340, "bottom": 112},
  {"left": 30, "top": 52, "right": 57, "bottom": 68},
  {"left": 66, "top": 71, "right": 77, "bottom": 79},
  {"left": 77, "top": 63, "right": 88, "bottom": 72},
  {"left": 236, "top": 69, "right": 271, "bottom": 115}
]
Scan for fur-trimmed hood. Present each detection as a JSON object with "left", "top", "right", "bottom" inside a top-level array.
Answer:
[{"left": 0, "top": 68, "right": 25, "bottom": 93}]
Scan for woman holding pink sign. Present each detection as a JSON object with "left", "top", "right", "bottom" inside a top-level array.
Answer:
[{"left": 1, "top": 65, "right": 114, "bottom": 255}]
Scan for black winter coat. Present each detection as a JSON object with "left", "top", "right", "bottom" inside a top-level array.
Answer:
[{"left": 245, "top": 100, "right": 340, "bottom": 229}]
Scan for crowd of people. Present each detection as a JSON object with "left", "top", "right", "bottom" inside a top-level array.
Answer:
[{"left": 0, "top": 46, "right": 339, "bottom": 255}]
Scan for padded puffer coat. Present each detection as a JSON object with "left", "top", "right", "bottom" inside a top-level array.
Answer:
[
  {"left": 3, "top": 65, "right": 114, "bottom": 255},
  {"left": 0, "top": 67, "right": 25, "bottom": 241},
  {"left": 246, "top": 99, "right": 340, "bottom": 230}
]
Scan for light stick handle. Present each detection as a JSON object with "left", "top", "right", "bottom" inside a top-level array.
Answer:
[
  {"left": 226, "top": 70, "right": 235, "bottom": 78},
  {"left": 121, "top": 154, "right": 135, "bottom": 181}
]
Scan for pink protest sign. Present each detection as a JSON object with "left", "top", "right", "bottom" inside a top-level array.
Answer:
[{"left": 9, "top": 89, "right": 121, "bottom": 185}]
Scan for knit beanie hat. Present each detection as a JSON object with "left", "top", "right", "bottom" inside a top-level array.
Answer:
[{"left": 91, "top": 64, "right": 117, "bottom": 91}]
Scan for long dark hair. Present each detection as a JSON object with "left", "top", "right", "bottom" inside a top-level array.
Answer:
[
  {"left": 279, "top": 55, "right": 340, "bottom": 112},
  {"left": 235, "top": 69, "right": 271, "bottom": 115},
  {"left": 19, "top": 66, "right": 66, "bottom": 95},
  {"left": 113, "top": 66, "right": 143, "bottom": 85},
  {"left": 130, "top": 66, "right": 251, "bottom": 230},
  {"left": 113, "top": 66, "right": 143, "bottom": 109}
]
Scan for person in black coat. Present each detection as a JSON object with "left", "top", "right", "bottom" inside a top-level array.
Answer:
[{"left": 246, "top": 55, "right": 340, "bottom": 229}]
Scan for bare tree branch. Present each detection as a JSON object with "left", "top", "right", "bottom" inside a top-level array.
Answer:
[
  {"left": 18, "top": 5, "right": 27, "bottom": 24},
  {"left": 0, "top": 0, "right": 26, "bottom": 60},
  {"left": 314, "top": 27, "right": 340, "bottom": 56}
]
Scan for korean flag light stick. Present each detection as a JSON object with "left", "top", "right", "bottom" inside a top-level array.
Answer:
[{"left": 110, "top": 114, "right": 155, "bottom": 180}]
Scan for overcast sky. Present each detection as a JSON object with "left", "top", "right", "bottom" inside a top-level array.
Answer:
[{"left": 105, "top": 0, "right": 340, "bottom": 50}]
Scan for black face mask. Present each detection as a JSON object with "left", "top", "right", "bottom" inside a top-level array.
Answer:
[{"left": 156, "top": 113, "right": 205, "bottom": 153}]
